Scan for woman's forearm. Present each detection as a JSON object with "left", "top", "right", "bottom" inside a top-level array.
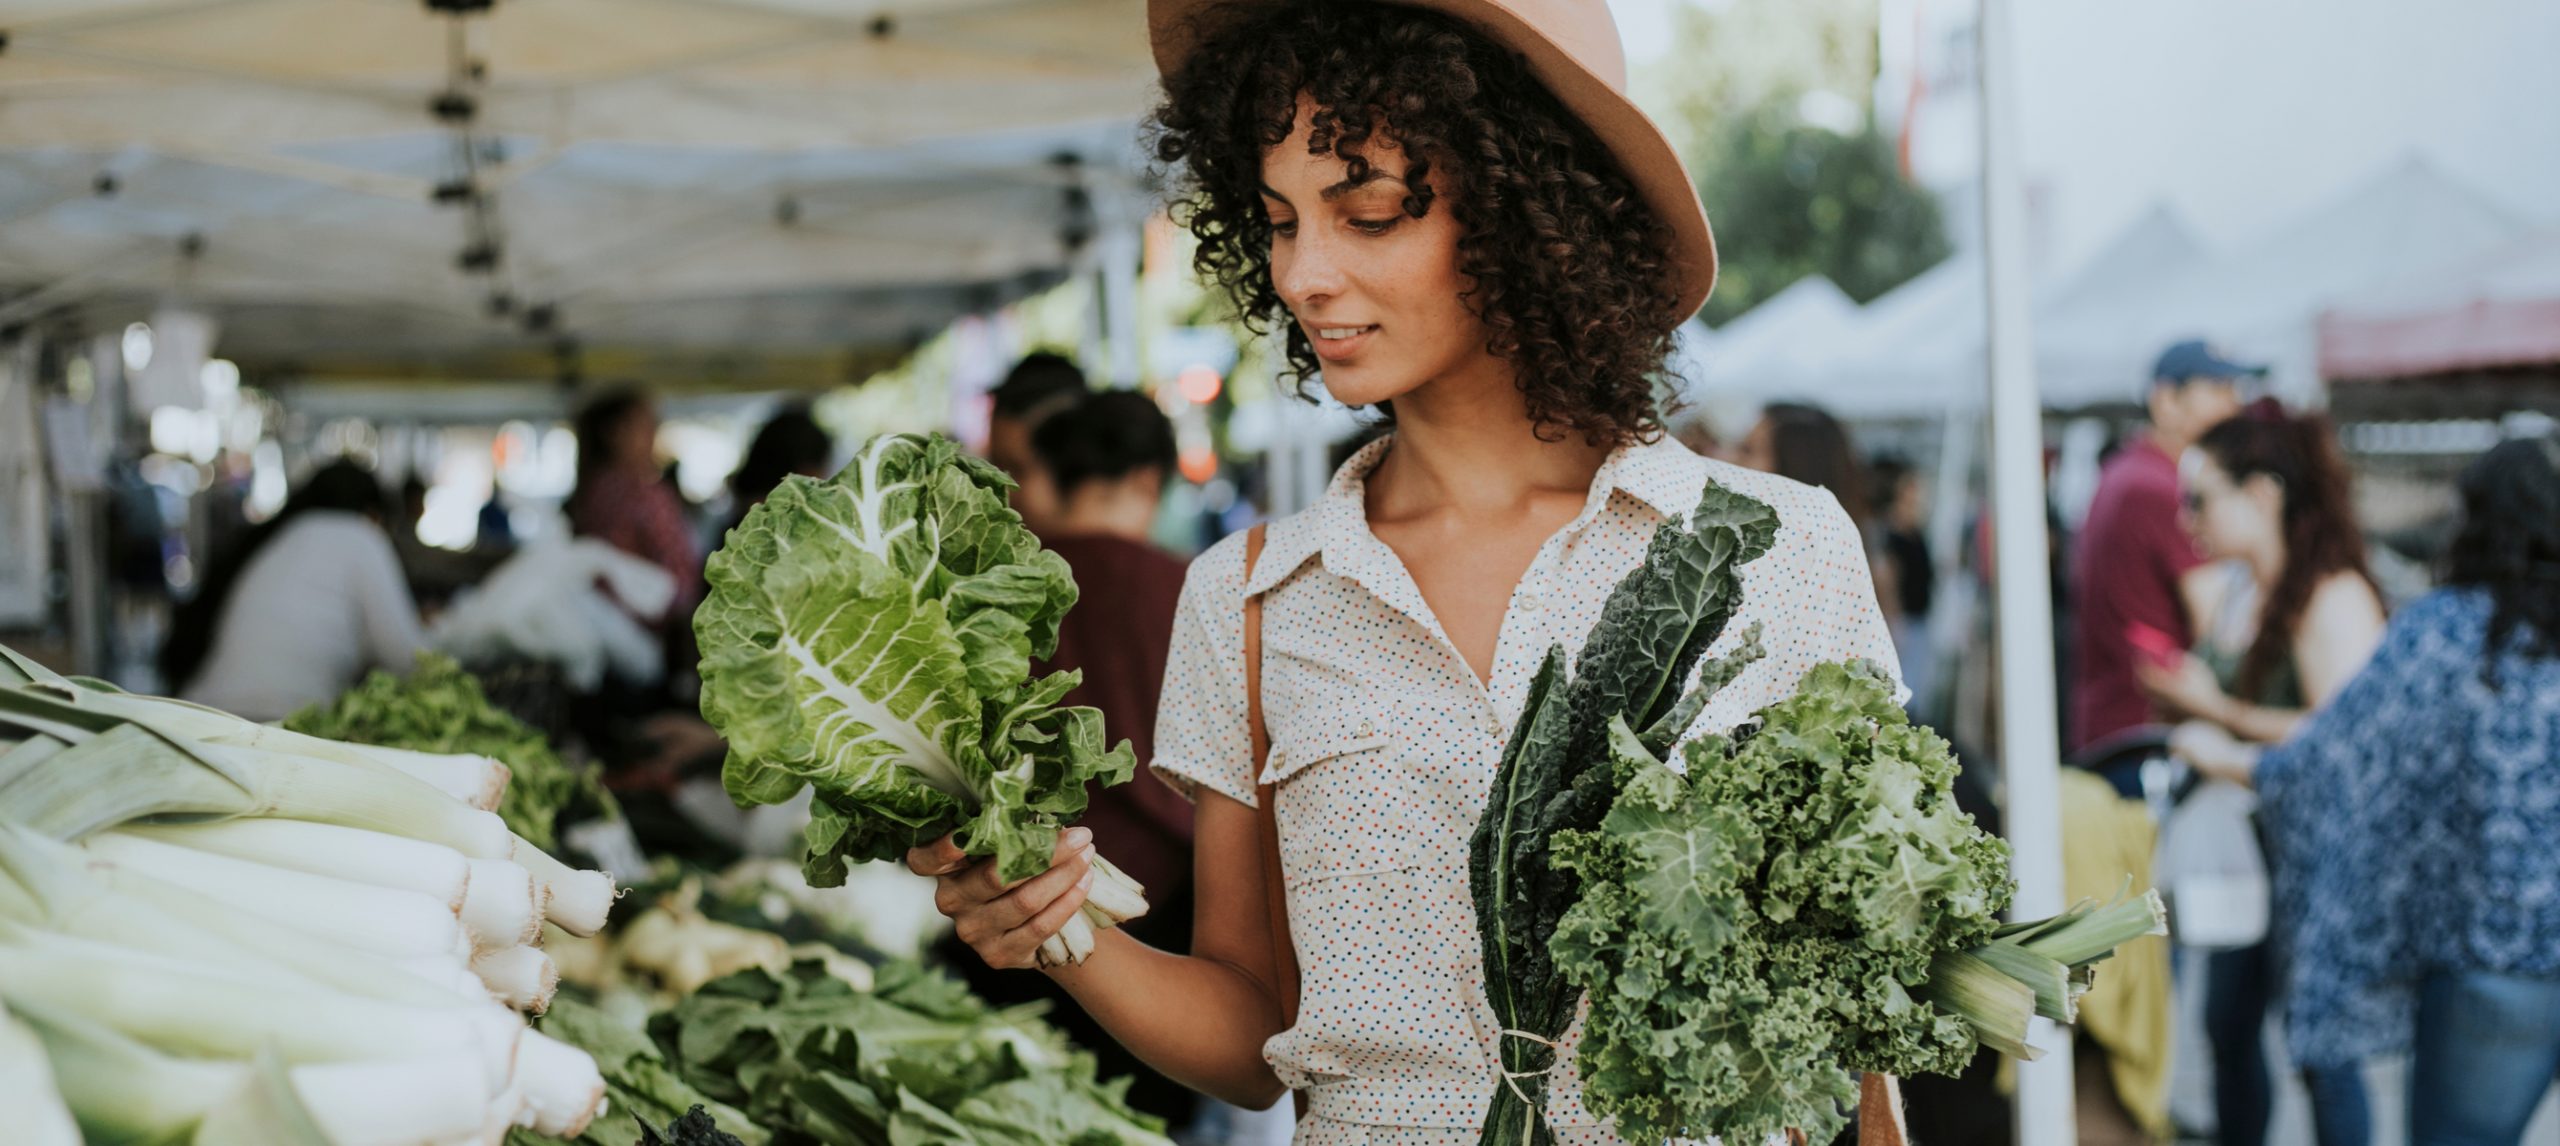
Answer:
[
  {"left": 1044, "top": 927, "right": 1289, "bottom": 1109},
  {"left": 2213, "top": 697, "right": 2303, "bottom": 745}
]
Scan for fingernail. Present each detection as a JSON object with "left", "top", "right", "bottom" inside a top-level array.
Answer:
[
  {"left": 1066, "top": 827, "right": 1093, "bottom": 848},
  {"left": 1078, "top": 868, "right": 1096, "bottom": 888},
  {"left": 1082, "top": 846, "right": 1099, "bottom": 866}
]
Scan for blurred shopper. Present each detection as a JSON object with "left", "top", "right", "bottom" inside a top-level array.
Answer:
[
  {"left": 2175, "top": 433, "right": 2560, "bottom": 1146},
  {"left": 2142, "top": 402, "right": 2386, "bottom": 1146},
  {"left": 720, "top": 403, "right": 834, "bottom": 539},
  {"left": 567, "top": 385, "right": 701, "bottom": 630},
  {"left": 2068, "top": 340, "right": 2252, "bottom": 751},
  {"left": 1870, "top": 454, "right": 1937, "bottom": 716},
  {"left": 939, "top": 389, "right": 1200, "bottom": 1128},
  {"left": 981, "top": 351, "right": 1091, "bottom": 533},
  {"left": 1736, "top": 402, "right": 1901, "bottom": 624},
  {"left": 164, "top": 460, "right": 423, "bottom": 722}
]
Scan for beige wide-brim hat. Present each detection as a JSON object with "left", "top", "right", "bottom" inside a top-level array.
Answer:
[{"left": 1148, "top": 0, "right": 1719, "bottom": 321}]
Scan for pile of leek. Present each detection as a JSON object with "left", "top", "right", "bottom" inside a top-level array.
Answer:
[{"left": 0, "top": 644, "right": 623, "bottom": 1145}]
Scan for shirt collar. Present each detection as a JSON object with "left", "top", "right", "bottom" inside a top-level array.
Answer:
[{"left": 1238, "top": 433, "right": 1703, "bottom": 599}]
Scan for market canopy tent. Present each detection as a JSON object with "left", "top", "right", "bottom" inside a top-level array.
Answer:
[
  {"left": 0, "top": 0, "right": 1159, "bottom": 386},
  {"left": 2320, "top": 228, "right": 2560, "bottom": 380}
]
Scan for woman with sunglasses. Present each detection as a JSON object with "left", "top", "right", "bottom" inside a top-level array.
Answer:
[
  {"left": 2141, "top": 401, "right": 2386, "bottom": 1146},
  {"left": 904, "top": 0, "right": 1905, "bottom": 1141}
]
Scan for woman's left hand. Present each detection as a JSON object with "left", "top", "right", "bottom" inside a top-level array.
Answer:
[{"left": 2137, "top": 652, "right": 2229, "bottom": 723}]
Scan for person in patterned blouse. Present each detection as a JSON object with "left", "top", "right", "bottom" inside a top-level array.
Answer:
[{"left": 2174, "top": 433, "right": 2560, "bottom": 1146}]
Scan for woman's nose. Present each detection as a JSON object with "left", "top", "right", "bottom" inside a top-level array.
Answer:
[{"left": 1275, "top": 233, "right": 1344, "bottom": 311}]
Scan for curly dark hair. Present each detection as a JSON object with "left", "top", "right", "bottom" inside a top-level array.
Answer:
[
  {"left": 1145, "top": 0, "right": 1685, "bottom": 446},
  {"left": 2444, "top": 433, "right": 2560, "bottom": 685}
]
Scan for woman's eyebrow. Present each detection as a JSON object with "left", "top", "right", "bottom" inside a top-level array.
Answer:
[{"left": 1258, "top": 173, "right": 1412, "bottom": 205}]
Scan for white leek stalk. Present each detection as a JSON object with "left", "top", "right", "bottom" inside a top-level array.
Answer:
[
  {"left": 0, "top": 923, "right": 522, "bottom": 1090},
  {"left": 13, "top": 996, "right": 491, "bottom": 1146},
  {"left": 21, "top": 681, "right": 511, "bottom": 812},
  {"left": 0, "top": 703, "right": 516, "bottom": 861},
  {"left": 471, "top": 945, "right": 560, "bottom": 1013},
  {"left": 512, "top": 831, "right": 617, "bottom": 936},
  {"left": 461, "top": 858, "right": 544, "bottom": 949},
  {"left": 514, "top": 1028, "right": 608, "bottom": 1137},
  {"left": 0, "top": 825, "right": 487, "bottom": 1010},
  {"left": 84, "top": 831, "right": 468, "bottom": 959},
  {"left": 336, "top": 744, "right": 511, "bottom": 812},
  {"left": 0, "top": 1003, "right": 79, "bottom": 1146},
  {"left": 122, "top": 817, "right": 472, "bottom": 914}
]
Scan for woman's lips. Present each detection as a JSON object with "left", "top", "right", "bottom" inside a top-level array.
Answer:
[{"left": 1309, "top": 324, "right": 1378, "bottom": 361}]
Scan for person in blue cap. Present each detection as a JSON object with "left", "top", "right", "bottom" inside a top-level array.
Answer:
[{"left": 2067, "top": 338, "right": 2261, "bottom": 751}]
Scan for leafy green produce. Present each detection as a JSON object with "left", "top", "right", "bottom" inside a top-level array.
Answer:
[
  {"left": 1553, "top": 662, "right": 2166, "bottom": 1144},
  {"left": 288, "top": 652, "right": 616, "bottom": 852},
  {"left": 642, "top": 1106, "right": 750, "bottom": 1146},
  {"left": 644, "top": 956, "right": 1170, "bottom": 1146},
  {"left": 1468, "top": 482, "right": 1777, "bottom": 1144},
  {"left": 508, "top": 997, "right": 764, "bottom": 1146},
  {"left": 695, "top": 433, "right": 1146, "bottom": 964}
]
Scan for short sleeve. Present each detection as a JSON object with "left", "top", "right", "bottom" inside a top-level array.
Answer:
[
  {"left": 1806, "top": 489, "right": 1911, "bottom": 705},
  {"left": 1148, "top": 532, "right": 1257, "bottom": 807}
]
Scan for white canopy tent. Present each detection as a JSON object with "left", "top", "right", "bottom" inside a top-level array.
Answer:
[
  {"left": 2088, "top": 157, "right": 2527, "bottom": 404},
  {"left": 0, "top": 0, "right": 1161, "bottom": 385}
]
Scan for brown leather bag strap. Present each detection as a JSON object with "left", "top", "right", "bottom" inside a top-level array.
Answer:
[
  {"left": 1857, "top": 1073, "right": 1908, "bottom": 1146},
  {"left": 1242, "top": 524, "right": 1299, "bottom": 1028},
  {"left": 1242, "top": 524, "right": 1309, "bottom": 1120}
]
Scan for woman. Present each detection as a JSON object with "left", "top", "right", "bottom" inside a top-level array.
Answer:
[
  {"left": 164, "top": 460, "right": 424, "bottom": 722},
  {"left": 2175, "top": 434, "right": 2560, "bottom": 1146},
  {"left": 568, "top": 385, "right": 701, "bottom": 624},
  {"left": 905, "top": 2, "right": 1901, "bottom": 1141},
  {"left": 2140, "top": 403, "right": 2386, "bottom": 1146},
  {"left": 1734, "top": 401, "right": 1908, "bottom": 676},
  {"left": 722, "top": 404, "right": 834, "bottom": 539}
]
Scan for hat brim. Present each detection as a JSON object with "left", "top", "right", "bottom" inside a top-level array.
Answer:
[{"left": 1148, "top": 0, "right": 1718, "bottom": 322}]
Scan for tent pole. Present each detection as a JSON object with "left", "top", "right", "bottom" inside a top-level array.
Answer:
[{"left": 1977, "top": 0, "right": 2074, "bottom": 1142}]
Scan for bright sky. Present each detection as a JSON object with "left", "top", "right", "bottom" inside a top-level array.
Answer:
[{"left": 1608, "top": 0, "right": 2560, "bottom": 276}]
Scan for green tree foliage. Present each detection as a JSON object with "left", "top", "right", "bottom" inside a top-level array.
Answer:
[{"left": 1693, "top": 105, "right": 1952, "bottom": 326}]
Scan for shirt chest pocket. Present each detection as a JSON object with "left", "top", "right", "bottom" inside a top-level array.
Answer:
[{"left": 1263, "top": 726, "right": 1425, "bottom": 884}]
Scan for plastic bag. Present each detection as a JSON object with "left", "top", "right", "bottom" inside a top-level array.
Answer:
[{"left": 2152, "top": 779, "right": 2268, "bottom": 949}]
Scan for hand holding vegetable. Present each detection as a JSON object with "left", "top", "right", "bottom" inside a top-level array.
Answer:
[
  {"left": 696, "top": 433, "right": 1148, "bottom": 965},
  {"left": 909, "top": 827, "right": 1100, "bottom": 970}
]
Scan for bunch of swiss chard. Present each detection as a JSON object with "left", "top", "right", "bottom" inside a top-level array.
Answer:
[
  {"left": 1468, "top": 488, "right": 2168, "bottom": 1146},
  {"left": 696, "top": 433, "right": 1146, "bottom": 965}
]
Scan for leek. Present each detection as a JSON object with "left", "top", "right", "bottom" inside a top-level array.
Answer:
[
  {"left": 462, "top": 857, "right": 545, "bottom": 949},
  {"left": 0, "top": 701, "right": 516, "bottom": 861},
  {"left": 0, "top": 1003, "right": 79, "bottom": 1146},
  {"left": 514, "top": 830, "right": 617, "bottom": 936},
  {"left": 123, "top": 817, "right": 473, "bottom": 914},
  {"left": 85, "top": 830, "right": 470, "bottom": 959},
  {"left": 11, "top": 996, "right": 491, "bottom": 1146},
  {"left": 0, "top": 922, "right": 523, "bottom": 1090},
  {"left": 0, "top": 825, "right": 480, "bottom": 1011},
  {"left": 21, "top": 677, "right": 511, "bottom": 812},
  {"left": 516, "top": 1028, "right": 609, "bottom": 1137},
  {"left": 472, "top": 945, "right": 562, "bottom": 1014}
]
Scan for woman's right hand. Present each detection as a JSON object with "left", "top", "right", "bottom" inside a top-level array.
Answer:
[{"left": 906, "top": 827, "right": 1097, "bottom": 970}]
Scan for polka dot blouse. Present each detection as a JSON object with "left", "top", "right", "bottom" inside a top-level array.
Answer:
[{"left": 1151, "top": 434, "right": 1904, "bottom": 1139}]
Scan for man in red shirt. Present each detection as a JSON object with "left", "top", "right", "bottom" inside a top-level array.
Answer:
[{"left": 2067, "top": 339, "right": 2258, "bottom": 750}]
